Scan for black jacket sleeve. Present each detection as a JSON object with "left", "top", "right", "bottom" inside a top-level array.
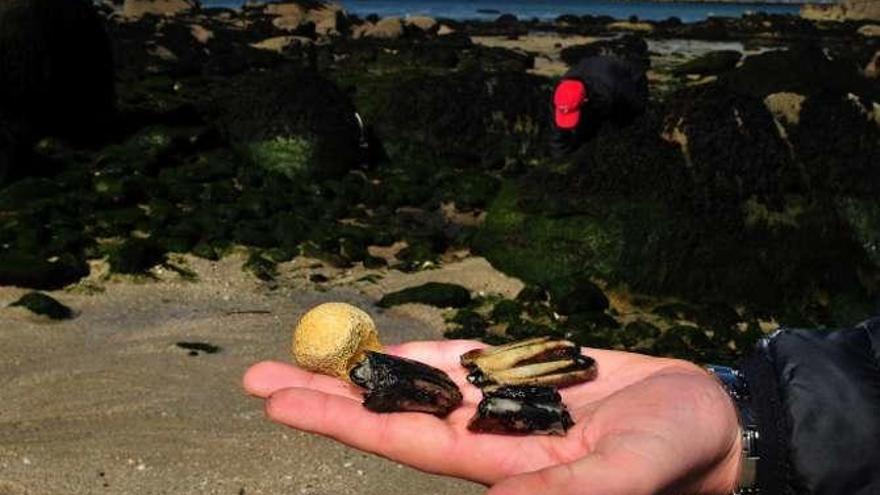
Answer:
[{"left": 740, "top": 317, "right": 880, "bottom": 495}]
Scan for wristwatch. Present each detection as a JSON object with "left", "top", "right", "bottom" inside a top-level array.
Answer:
[{"left": 705, "top": 365, "right": 761, "bottom": 495}]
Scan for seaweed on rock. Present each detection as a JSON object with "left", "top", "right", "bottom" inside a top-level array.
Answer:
[{"left": 213, "top": 68, "right": 363, "bottom": 180}]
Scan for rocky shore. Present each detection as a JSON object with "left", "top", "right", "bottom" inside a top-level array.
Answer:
[
  {"left": 0, "top": 0, "right": 878, "bottom": 492},
  {"left": 1, "top": 0, "right": 878, "bottom": 358}
]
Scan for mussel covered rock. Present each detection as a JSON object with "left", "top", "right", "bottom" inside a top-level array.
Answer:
[
  {"left": 350, "top": 351, "right": 463, "bottom": 417},
  {"left": 461, "top": 337, "right": 597, "bottom": 388},
  {"left": 468, "top": 385, "right": 574, "bottom": 436}
]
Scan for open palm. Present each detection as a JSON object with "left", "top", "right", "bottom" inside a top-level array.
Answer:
[{"left": 243, "top": 340, "right": 742, "bottom": 495}]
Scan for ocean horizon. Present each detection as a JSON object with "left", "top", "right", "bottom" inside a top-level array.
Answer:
[{"left": 201, "top": 0, "right": 803, "bottom": 22}]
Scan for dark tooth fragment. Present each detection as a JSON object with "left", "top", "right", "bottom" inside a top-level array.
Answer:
[
  {"left": 349, "top": 351, "right": 463, "bottom": 417},
  {"left": 468, "top": 391, "right": 575, "bottom": 436}
]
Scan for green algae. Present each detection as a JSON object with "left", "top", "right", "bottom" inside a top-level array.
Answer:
[{"left": 378, "top": 282, "right": 472, "bottom": 308}]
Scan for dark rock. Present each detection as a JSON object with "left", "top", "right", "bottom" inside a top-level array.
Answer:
[
  {"left": 721, "top": 45, "right": 875, "bottom": 99},
  {"left": 363, "top": 255, "right": 387, "bottom": 269},
  {"left": 108, "top": 238, "right": 166, "bottom": 274},
  {"left": 378, "top": 282, "right": 471, "bottom": 308},
  {"left": 10, "top": 291, "right": 74, "bottom": 320},
  {"left": 0, "top": 253, "right": 89, "bottom": 290},
  {"left": 0, "top": 0, "right": 115, "bottom": 141},
  {"left": 435, "top": 171, "right": 501, "bottom": 210},
  {"left": 352, "top": 70, "right": 551, "bottom": 174},
  {"left": 476, "top": 71, "right": 879, "bottom": 328},
  {"left": 192, "top": 242, "right": 220, "bottom": 261},
  {"left": 548, "top": 276, "right": 609, "bottom": 315},
  {"left": 0, "top": 117, "right": 26, "bottom": 186},
  {"left": 175, "top": 341, "right": 222, "bottom": 356},
  {"left": 621, "top": 320, "right": 661, "bottom": 348},
  {"left": 560, "top": 35, "right": 649, "bottom": 71},
  {"left": 490, "top": 299, "right": 522, "bottom": 324},
  {"left": 0, "top": 177, "right": 63, "bottom": 210},
  {"left": 445, "top": 309, "right": 488, "bottom": 339},
  {"left": 788, "top": 92, "right": 880, "bottom": 196},
  {"left": 214, "top": 67, "right": 362, "bottom": 180},
  {"left": 516, "top": 285, "right": 550, "bottom": 305},
  {"left": 506, "top": 320, "right": 558, "bottom": 340},
  {"left": 671, "top": 50, "right": 741, "bottom": 77},
  {"left": 243, "top": 251, "right": 277, "bottom": 281}
]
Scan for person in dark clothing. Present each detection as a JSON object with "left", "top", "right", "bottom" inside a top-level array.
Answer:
[
  {"left": 244, "top": 317, "right": 880, "bottom": 495},
  {"left": 551, "top": 56, "right": 649, "bottom": 157}
]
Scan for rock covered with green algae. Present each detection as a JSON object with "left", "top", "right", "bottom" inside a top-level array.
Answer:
[
  {"left": 378, "top": 283, "right": 472, "bottom": 309},
  {"left": 338, "top": 68, "right": 553, "bottom": 173},
  {"left": 475, "top": 50, "right": 880, "bottom": 329},
  {"left": 212, "top": 68, "right": 363, "bottom": 181},
  {"left": 671, "top": 50, "right": 741, "bottom": 77}
]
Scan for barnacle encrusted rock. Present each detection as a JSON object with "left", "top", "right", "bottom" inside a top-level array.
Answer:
[{"left": 292, "top": 302, "right": 382, "bottom": 380}]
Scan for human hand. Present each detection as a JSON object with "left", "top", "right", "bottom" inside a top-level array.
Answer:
[{"left": 243, "top": 340, "right": 742, "bottom": 495}]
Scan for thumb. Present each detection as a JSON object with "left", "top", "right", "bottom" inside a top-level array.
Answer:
[{"left": 487, "top": 435, "right": 674, "bottom": 495}]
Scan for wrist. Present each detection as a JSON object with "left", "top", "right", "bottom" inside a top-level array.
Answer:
[{"left": 706, "top": 365, "right": 760, "bottom": 495}]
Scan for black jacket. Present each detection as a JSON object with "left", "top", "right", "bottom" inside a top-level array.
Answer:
[
  {"left": 550, "top": 56, "right": 648, "bottom": 157},
  {"left": 741, "top": 317, "right": 880, "bottom": 495}
]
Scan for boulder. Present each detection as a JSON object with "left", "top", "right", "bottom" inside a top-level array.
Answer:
[
  {"left": 352, "top": 70, "right": 551, "bottom": 174},
  {"left": 802, "top": 0, "right": 880, "bottom": 21},
  {"left": 10, "top": 292, "right": 74, "bottom": 320},
  {"left": 721, "top": 45, "right": 873, "bottom": 98},
  {"left": 262, "top": 1, "right": 346, "bottom": 36},
  {"left": 122, "top": 0, "right": 197, "bottom": 19},
  {"left": 475, "top": 72, "right": 880, "bottom": 327},
  {"left": 356, "top": 17, "right": 405, "bottom": 40},
  {"left": 858, "top": 24, "right": 880, "bottom": 37},
  {"left": 0, "top": 0, "right": 115, "bottom": 141},
  {"left": 190, "top": 24, "right": 213, "bottom": 43},
  {"left": 213, "top": 68, "right": 362, "bottom": 180},
  {"left": 671, "top": 50, "right": 741, "bottom": 77},
  {"left": 560, "top": 35, "right": 650, "bottom": 71},
  {"left": 378, "top": 283, "right": 471, "bottom": 308},
  {"left": 406, "top": 16, "right": 437, "bottom": 32},
  {"left": 437, "top": 24, "right": 455, "bottom": 36}
]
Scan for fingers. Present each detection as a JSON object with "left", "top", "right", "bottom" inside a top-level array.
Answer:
[
  {"left": 265, "top": 387, "right": 461, "bottom": 476},
  {"left": 243, "top": 361, "right": 358, "bottom": 399}
]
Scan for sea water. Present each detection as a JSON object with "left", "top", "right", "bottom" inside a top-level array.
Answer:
[{"left": 201, "top": 0, "right": 802, "bottom": 23}]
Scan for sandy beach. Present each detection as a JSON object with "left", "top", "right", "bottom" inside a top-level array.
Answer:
[{"left": 0, "top": 254, "right": 523, "bottom": 494}]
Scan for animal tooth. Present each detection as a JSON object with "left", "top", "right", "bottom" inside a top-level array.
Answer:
[
  {"left": 467, "top": 385, "right": 575, "bottom": 436},
  {"left": 350, "top": 351, "right": 463, "bottom": 417}
]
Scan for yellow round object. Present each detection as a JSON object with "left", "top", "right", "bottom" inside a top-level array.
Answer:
[{"left": 292, "top": 302, "right": 382, "bottom": 380}]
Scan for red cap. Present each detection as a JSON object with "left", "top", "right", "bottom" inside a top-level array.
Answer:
[{"left": 554, "top": 79, "right": 587, "bottom": 130}]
